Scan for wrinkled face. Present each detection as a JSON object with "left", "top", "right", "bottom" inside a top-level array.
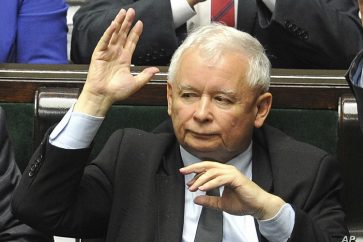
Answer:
[{"left": 167, "top": 48, "right": 271, "bottom": 162}]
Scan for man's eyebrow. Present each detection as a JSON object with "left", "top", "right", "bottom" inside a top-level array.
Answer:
[
  {"left": 177, "top": 84, "right": 238, "bottom": 97},
  {"left": 177, "top": 83, "right": 195, "bottom": 90},
  {"left": 216, "top": 89, "right": 238, "bottom": 99}
]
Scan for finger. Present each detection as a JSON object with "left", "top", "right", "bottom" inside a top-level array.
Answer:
[
  {"left": 114, "top": 8, "right": 127, "bottom": 25},
  {"left": 117, "top": 8, "right": 136, "bottom": 47},
  {"left": 109, "top": 9, "right": 127, "bottom": 45},
  {"left": 180, "top": 161, "right": 221, "bottom": 175},
  {"left": 95, "top": 21, "right": 118, "bottom": 52},
  {"left": 194, "top": 194, "right": 221, "bottom": 211},
  {"left": 95, "top": 9, "right": 127, "bottom": 52},
  {"left": 133, "top": 67, "right": 160, "bottom": 89},
  {"left": 185, "top": 171, "right": 205, "bottom": 188},
  {"left": 124, "top": 20, "right": 143, "bottom": 54},
  {"left": 188, "top": 169, "right": 223, "bottom": 191}
]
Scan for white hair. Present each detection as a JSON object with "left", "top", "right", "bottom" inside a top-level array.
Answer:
[{"left": 167, "top": 23, "right": 271, "bottom": 92}]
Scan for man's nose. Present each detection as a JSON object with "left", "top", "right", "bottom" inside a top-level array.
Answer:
[{"left": 193, "top": 96, "right": 212, "bottom": 122}]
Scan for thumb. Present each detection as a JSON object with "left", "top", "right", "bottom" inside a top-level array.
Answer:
[
  {"left": 194, "top": 195, "right": 221, "bottom": 211},
  {"left": 134, "top": 67, "right": 160, "bottom": 87}
]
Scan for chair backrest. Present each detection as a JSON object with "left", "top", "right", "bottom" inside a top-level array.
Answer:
[
  {"left": 33, "top": 86, "right": 339, "bottom": 156},
  {"left": 338, "top": 93, "right": 363, "bottom": 239},
  {"left": 33, "top": 87, "right": 169, "bottom": 159},
  {"left": 33, "top": 87, "right": 80, "bottom": 149},
  {"left": 34, "top": 88, "right": 104, "bottom": 242},
  {"left": 33, "top": 87, "right": 363, "bottom": 240}
]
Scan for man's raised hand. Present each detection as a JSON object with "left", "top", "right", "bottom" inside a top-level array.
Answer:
[{"left": 75, "top": 8, "right": 159, "bottom": 117}]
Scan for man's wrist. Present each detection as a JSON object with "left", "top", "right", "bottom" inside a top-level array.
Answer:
[
  {"left": 50, "top": 107, "right": 104, "bottom": 149},
  {"left": 186, "top": 0, "right": 204, "bottom": 8},
  {"left": 74, "top": 90, "right": 112, "bottom": 117},
  {"left": 258, "top": 203, "right": 295, "bottom": 242},
  {"left": 170, "top": 0, "right": 198, "bottom": 28},
  {"left": 259, "top": 194, "right": 285, "bottom": 220}
]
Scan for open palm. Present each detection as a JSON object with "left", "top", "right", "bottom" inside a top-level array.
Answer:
[{"left": 76, "top": 8, "right": 159, "bottom": 116}]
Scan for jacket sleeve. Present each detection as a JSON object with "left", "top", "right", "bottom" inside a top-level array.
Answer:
[
  {"left": 0, "top": 108, "right": 53, "bottom": 242},
  {"left": 255, "top": 0, "right": 363, "bottom": 69},
  {"left": 288, "top": 154, "right": 349, "bottom": 242},
  {"left": 11, "top": 129, "right": 126, "bottom": 239},
  {"left": 71, "top": 0, "right": 179, "bottom": 65}
]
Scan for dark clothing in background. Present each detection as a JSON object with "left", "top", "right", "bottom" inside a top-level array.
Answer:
[{"left": 71, "top": 0, "right": 363, "bottom": 69}]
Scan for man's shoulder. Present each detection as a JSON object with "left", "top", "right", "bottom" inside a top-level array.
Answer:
[
  {"left": 122, "top": 127, "right": 175, "bottom": 140},
  {"left": 256, "top": 126, "right": 343, "bottom": 214},
  {"left": 258, "top": 124, "right": 339, "bottom": 191},
  {"left": 109, "top": 125, "right": 176, "bottom": 153},
  {"left": 257, "top": 124, "right": 331, "bottom": 161}
]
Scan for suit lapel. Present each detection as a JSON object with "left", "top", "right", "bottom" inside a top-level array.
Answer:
[
  {"left": 252, "top": 130, "right": 273, "bottom": 192},
  {"left": 156, "top": 144, "right": 185, "bottom": 242},
  {"left": 251, "top": 128, "right": 273, "bottom": 242}
]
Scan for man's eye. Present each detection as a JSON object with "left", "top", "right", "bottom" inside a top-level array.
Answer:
[
  {"left": 214, "top": 96, "right": 232, "bottom": 105},
  {"left": 181, "top": 93, "right": 197, "bottom": 99}
]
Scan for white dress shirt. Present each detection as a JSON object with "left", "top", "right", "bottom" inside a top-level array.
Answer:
[
  {"left": 180, "top": 144, "right": 259, "bottom": 242},
  {"left": 50, "top": 107, "right": 295, "bottom": 242},
  {"left": 170, "top": 0, "right": 276, "bottom": 30}
]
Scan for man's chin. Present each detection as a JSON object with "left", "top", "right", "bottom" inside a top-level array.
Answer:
[
  {"left": 182, "top": 141, "right": 241, "bottom": 162},
  {"left": 183, "top": 143, "right": 221, "bottom": 158}
]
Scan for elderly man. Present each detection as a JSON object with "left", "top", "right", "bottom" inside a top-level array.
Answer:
[{"left": 13, "top": 8, "right": 348, "bottom": 242}]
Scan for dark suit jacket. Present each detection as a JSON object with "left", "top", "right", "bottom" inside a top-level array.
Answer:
[
  {"left": 346, "top": 49, "right": 363, "bottom": 133},
  {"left": 12, "top": 121, "right": 348, "bottom": 241},
  {"left": 0, "top": 107, "right": 53, "bottom": 242},
  {"left": 71, "top": 0, "right": 363, "bottom": 69}
]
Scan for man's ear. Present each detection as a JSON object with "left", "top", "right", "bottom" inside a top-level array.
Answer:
[
  {"left": 254, "top": 92, "right": 272, "bottom": 128},
  {"left": 167, "top": 82, "right": 173, "bottom": 116}
]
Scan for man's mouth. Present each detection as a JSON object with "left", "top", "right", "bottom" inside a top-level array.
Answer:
[{"left": 188, "top": 130, "right": 217, "bottom": 139}]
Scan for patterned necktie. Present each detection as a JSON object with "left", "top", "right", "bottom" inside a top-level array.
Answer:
[
  {"left": 194, "top": 188, "right": 223, "bottom": 242},
  {"left": 211, "top": 0, "right": 235, "bottom": 27}
]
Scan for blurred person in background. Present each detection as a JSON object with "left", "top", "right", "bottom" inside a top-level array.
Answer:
[
  {"left": 0, "top": 0, "right": 68, "bottom": 64},
  {"left": 71, "top": 0, "right": 363, "bottom": 69}
]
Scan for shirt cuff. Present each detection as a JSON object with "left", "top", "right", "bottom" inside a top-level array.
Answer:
[
  {"left": 49, "top": 106, "right": 104, "bottom": 149},
  {"left": 257, "top": 203, "right": 295, "bottom": 242},
  {"left": 262, "top": 0, "right": 276, "bottom": 12},
  {"left": 170, "top": 0, "right": 196, "bottom": 28},
  {"left": 352, "top": 57, "right": 363, "bottom": 87},
  {"left": 359, "top": 61, "right": 363, "bottom": 87}
]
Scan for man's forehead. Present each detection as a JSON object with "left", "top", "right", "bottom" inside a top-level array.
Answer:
[{"left": 175, "top": 80, "right": 248, "bottom": 97}]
